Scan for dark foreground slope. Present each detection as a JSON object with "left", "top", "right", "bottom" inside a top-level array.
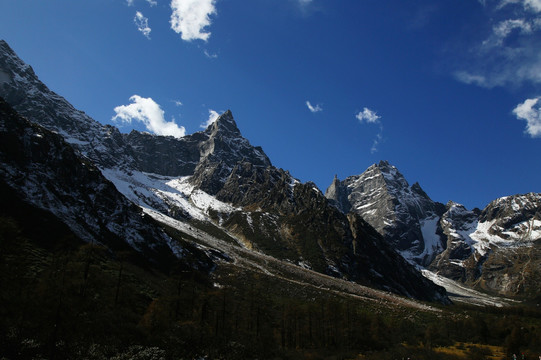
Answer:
[{"left": 2, "top": 181, "right": 541, "bottom": 360}]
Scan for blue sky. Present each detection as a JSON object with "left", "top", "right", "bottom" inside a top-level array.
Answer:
[{"left": 1, "top": 0, "right": 541, "bottom": 210}]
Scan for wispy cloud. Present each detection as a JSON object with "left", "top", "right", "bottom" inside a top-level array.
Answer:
[
  {"left": 513, "top": 96, "right": 541, "bottom": 137},
  {"left": 112, "top": 95, "right": 186, "bottom": 138},
  {"left": 204, "top": 49, "right": 218, "bottom": 59},
  {"left": 455, "top": 0, "right": 541, "bottom": 88},
  {"left": 200, "top": 109, "right": 220, "bottom": 128},
  {"left": 134, "top": 11, "right": 152, "bottom": 39},
  {"left": 355, "top": 107, "right": 381, "bottom": 124},
  {"left": 482, "top": 18, "right": 534, "bottom": 48},
  {"left": 497, "top": 0, "right": 541, "bottom": 12},
  {"left": 306, "top": 100, "right": 322, "bottom": 113},
  {"left": 454, "top": 71, "right": 489, "bottom": 87},
  {"left": 370, "top": 131, "right": 383, "bottom": 154},
  {"left": 127, "top": 0, "right": 157, "bottom": 6},
  {"left": 170, "top": 0, "right": 217, "bottom": 42},
  {"left": 173, "top": 100, "right": 183, "bottom": 106},
  {"left": 297, "top": 0, "right": 318, "bottom": 15},
  {"left": 355, "top": 107, "right": 383, "bottom": 153}
]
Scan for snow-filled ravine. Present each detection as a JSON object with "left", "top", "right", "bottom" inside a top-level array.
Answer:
[
  {"left": 101, "top": 168, "right": 240, "bottom": 222},
  {"left": 422, "top": 270, "right": 514, "bottom": 307}
]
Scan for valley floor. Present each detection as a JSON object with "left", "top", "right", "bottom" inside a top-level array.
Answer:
[{"left": 1, "top": 206, "right": 540, "bottom": 359}]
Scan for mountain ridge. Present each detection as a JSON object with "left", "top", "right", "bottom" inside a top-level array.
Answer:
[
  {"left": 326, "top": 161, "right": 541, "bottom": 300},
  {"left": 0, "top": 39, "right": 449, "bottom": 303}
]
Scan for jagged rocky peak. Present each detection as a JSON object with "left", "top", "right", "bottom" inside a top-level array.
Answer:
[
  {"left": 0, "top": 39, "right": 141, "bottom": 172},
  {"left": 480, "top": 192, "right": 541, "bottom": 223},
  {"left": 199, "top": 109, "right": 270, "bottom": 166},
  {"left": 0, "top": 40, "right": 34, "bottom": 80},
  {"left": 325, "top": 160, "right": 441, "bottom": 220},
  {"left": 326, "top": 160, "right": 446, "bottom": 265},
  {"left": 190, "top": 110, "right": 272, "bottom": 195},
  {"left": 428, "top": 200, "right": 479, "bottom": 279},
  {"left": 324, "top": 174, "right": 351, "bottom": 213},
  {"left": 373, "top": 159, "right": 405, "bottom": 182},
  {"left": 478, "top": 192, "right": 541, "bottom": 240},
  {"left": 205, "top": 109, "right": 241, "bottom": 136}
]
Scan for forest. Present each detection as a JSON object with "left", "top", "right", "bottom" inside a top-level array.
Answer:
[{"left": 1, "top": 202, "right": 541, "bottom": 360}]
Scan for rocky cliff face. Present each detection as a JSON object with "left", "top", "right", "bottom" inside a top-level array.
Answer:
[
  {"left": 327, "top": 161, "right": 541, "bottom": 300},
  {"left": 466, "top": 194, "right": 541, "bottom": 297},
  {"left": 0, "top": 40, "right": 449, "bottom": 303},
  {"left": 325, "top": 160, "right": 446, "bottom": 266},
  {"left": 478, "top": 193, "right": 541, "bottom": 240},
  {"left": 189, "top": 110, "right": 271, "bottom": 195},
  {"left": 428, "top": 202, "right": 480, "bottom": 281},
  {"left": 0, "top": 97, "right": 182, "bottom": 264},
  {"left": 0, "top": 41, "right": 138, "bottom": 170}
]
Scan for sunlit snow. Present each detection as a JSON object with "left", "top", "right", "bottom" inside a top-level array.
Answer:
[{"left": 101, "top": 168, "right": 239, "bottom": 222}]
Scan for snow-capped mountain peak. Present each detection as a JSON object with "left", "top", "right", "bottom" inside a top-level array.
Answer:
[{"left": 325, "top": 161, "right": 445, "bottom": 265}]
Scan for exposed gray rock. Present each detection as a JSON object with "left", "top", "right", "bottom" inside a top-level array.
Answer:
[
  {"left": 479, "top": 193, "right": 541, "bottom": 239},
  {"left": 325, "top": 160, "right": 445, "bottom": 266},
  {"left": 189, "top": 110, "right": 271, "bottom": 194},
  {"left": 326, "top": 159, "right": 541, "bottom": 300},
  {"left": 0, "top": 97, "right": 181, "bottom": 263},
  {"left": 428, "top": 202, "right": 479, "bottom": 281}
]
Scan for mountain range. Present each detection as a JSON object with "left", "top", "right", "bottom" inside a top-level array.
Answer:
[
  {"left": 326, "top": 161, "right": 541, "bottom": 300},
  {"left": 1, "top": 38, "right": 540, "bottom": 307}
]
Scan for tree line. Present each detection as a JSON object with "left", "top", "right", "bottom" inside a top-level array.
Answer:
[{"left": 1, "top": 214, "right": 541, "bottom": 359}]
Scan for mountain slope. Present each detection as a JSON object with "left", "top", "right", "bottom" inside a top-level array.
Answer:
[
  {"left": 0, "top": 39, "right": 449, "bottom": 303},
  {"left": 0, "top": 97, "right": 186, "bottom": 266},
  {"left": 328, "top": 161, "right": 541, "bottom": 300},
  {"left": 325, "top": 160, "right": 446, "bottom": 265}
]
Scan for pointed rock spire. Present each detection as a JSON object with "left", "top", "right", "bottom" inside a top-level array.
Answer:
[{"left": 206, "top": 109, "right": 242, "bottom": 137}]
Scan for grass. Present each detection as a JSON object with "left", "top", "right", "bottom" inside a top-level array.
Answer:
[{"left": 433, "top": 342, "right": 506, "bottom": 360}]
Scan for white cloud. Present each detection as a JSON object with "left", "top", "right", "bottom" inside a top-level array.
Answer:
[
  {"left": 112, "top": 95, "right": 186, "bottom": 138},
  {"left": 173, "top": 100, "right": 183, "bottom": 106},
  {"left": 486, "top": 18, "right": 533, "bottom": 47},
  {"left": 200, "top": 109, "right": 220, "bottom": 128},
  {"left": 456, "top": 1, "right": 541, "bottom": 89},
  {"left": 126, "top": 0, "right": 157, "bottom": 6},
  {"left": 454, "top": 71, "right": 489, "bottom": 87},
  {"left": 355, "top": 107, "right": 383, "bottom": 152},
  {"left": 306, "top": 101, "right": 322, "bottom": 113},
  {"left": 513, "top": 96, "right": 541, "bottom": 137},
  {"left": 355, "top": 107, "right": 381, "bottom": 123},
  {"left": 204, "top": 50, "right": 218, "bottom": 59},
  {"left": 134, "top": 11, "right": 152, "bottom": 39},
  {"left": 506, "top": 0, "right": 541, "bottom": 12},
  {"left": 525, "top": 0, "right": 541, "bottom": 11},
  {"left": 371, "top": 131, "right": 383, "bottom": 154},
  {"left": 170, "top": 0, "right": 217, "bottom": 42}
]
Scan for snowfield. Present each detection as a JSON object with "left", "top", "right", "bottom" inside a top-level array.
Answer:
[
  {"left": 470, "top": 218, "right": 540, "bottom": 257},
  {"left": 422, "top": 270, "right": 514, "bottom": 307},
  {"left": 101, "top": 168, "right": 240, "bottom": 222}
]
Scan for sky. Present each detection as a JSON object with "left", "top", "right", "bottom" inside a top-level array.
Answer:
[{"left": 1, "top": 0, "right": 541, "bottom": 210}]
